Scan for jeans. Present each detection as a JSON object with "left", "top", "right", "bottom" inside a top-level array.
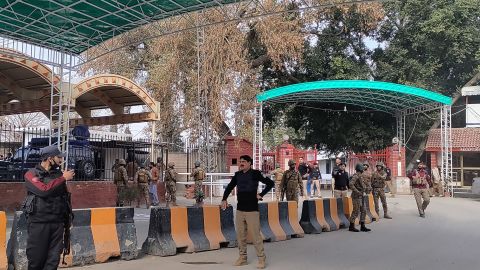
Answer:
[{"left": 148, "top": 182, "right": 159, "bottom": 205}]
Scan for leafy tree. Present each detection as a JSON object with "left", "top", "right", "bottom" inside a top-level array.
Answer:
[{"left": 373, "top": 0, "right": 480, "bottom": 165}]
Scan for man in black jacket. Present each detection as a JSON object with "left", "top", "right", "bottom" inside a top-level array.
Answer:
[
  {"left": 298, "top": 157, "right": 309, "bottom": 199},
  {"left": 23, "top": 145, "right": 75, "bottom": 270},
  {"left": 221, "top": 155, "right": 274, "bottom": 269},
  {"left": 333, "top": 162, "right": 349, "bottom": 198}
]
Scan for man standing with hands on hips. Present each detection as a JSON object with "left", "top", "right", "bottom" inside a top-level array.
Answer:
[
  {"left": 23, "top": 145, "right": 75, "bottom": 270},
  {"left": 221, "top": 155, "right": 274, "bottom": 269}
]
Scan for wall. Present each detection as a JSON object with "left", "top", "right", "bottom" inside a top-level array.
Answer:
[
  {"left": 224, "top": 136, "right": 253, "bottom": 172},
  {"left": 0, "top": 181, "right": 167, "bottom": 212}
]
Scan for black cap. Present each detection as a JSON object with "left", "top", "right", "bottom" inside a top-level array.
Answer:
[{"left": 40, "top": 145, "right": 66, "bottom": 159}]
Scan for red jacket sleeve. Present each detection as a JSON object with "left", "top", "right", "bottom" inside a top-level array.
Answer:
[{"left": 24, "top": 170, "right": 66, "bottom": 197}]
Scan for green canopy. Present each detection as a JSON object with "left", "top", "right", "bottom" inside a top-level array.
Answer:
[
  {"left": 256, "top": 80, "right": 452, "bottom": 114},
  {"left": 0, "top": 0, "right": 236, "bottom": 54}
]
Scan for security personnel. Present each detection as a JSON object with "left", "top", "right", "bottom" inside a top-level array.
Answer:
[
  {"left": 23, "top": 145, "right": 75, "bottom": 270},
  {"left": 165, "top": 162, "right": 178, "bottom": 206},
  {"left": 270, "top": 163, "right": 284, "bottom": 201},
  {"left": 333, "top": 162, "right": 349, "bottom": 198},
  {"left": 134, "top": 165, "right": 151, "bottom": 208},
  {"left": 298, "top": 157, "right": 309, "bottom": 198},
  {"left": 280, "top": 159, "right": 304, "bottom": 202},
  {"left": 309, "top": 162, "right": 322, "bottom": 198},
  {"left": 362, "top": 161, "right": 373, "bottom": 194},
  {"left": 412, "top": 162, "right": 432, "bottom": 217},
  {"left": 113, "top": 159, "right": 128, "bottom": 207},
  {"left": 349, "top": 163, "right": 370, "bottom": 232},
  {"left": 385, "top": 166, "right": 395, "bottom": 197},
  {"left": 191, "top": 161, "right": 206, "bottom": 205},
  {"left": 221, "top": 155, "right": 274, "bottom": 269},
  {"left": 371, "top": 162, "right": 392, "bottom": 219}
]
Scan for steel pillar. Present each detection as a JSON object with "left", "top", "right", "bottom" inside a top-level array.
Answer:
[
  {"left": 195, "top": 18, "right": 216, "bottom": 173},
  {"left": 253, "top": 103, "right": 263, "bottom": 170},
  {"left": 440, "top": 105, "right": 453, "bottom": 196}
]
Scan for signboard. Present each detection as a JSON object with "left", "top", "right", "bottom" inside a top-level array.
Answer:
[
  {"left": 466, "top": 104, "right": 480, "bottom": 127},
  {"left": 394, "top": 177, "right": 411, "bottom": 195},
  {"left": 461, "top": 86, "right": 480, "bottom": 96}
]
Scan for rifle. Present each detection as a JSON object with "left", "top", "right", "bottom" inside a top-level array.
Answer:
[{"left": 62, "top": 192, "right": 74, "bottom": 265}]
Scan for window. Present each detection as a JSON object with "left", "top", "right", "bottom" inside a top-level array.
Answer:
[
  {"left": 462, "top": 152, "right": 480, "bottom": 168},
  {"left": 232, "top": 158, "right": 237, "bottom": 165}
]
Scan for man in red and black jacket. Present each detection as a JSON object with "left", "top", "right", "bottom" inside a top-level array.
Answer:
[
  {"left": 411, "top": 161, "right": 432, "bottom": 218},
  {"left": 221, "top": 155, "right": 274, "bottom": 269},
  {"left": 23, "top": 145, "right": 75, "bottom": 270}
]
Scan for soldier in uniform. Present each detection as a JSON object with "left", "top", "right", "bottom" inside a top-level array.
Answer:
[
  {"left": 191, "top": 161, "right": 206, "bottom": 205},
  {"left": 412, "top": 162, "right": 432, "bottom": 217},
  {"left": 362, "top": 161, "right": 373, "bottom": 192},
  {"left": 349, "top": 163, "right": 371, "bottom": 232},
  {"left": 270, "top": 163, "right": 284, "bottom": 201},
  {"left": 431, "top": 165, "right": 444, "bottom": 197},
  {"left": 165, "top": 162, "right": 178, "bottom": 206},
  {"left": 113, "top": 159, "right": 128, "bottom": 207},
  {"left": 134, "top": 165, "right": 151, "bottom": 209},
  {"left": 280, "top": 159, "right": 304, "bottom": 202},
  {"left": 371, "top": 162, "right": 392, "bottom": 219},
  {"left": 385, "top": 166, "right": 395, "bottom": 197}
]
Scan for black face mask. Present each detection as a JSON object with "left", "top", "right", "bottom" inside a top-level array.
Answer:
[{"left": 49, "top": 159, "right": 60, "bottom": 171}]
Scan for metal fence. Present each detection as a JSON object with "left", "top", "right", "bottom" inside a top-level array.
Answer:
[{"left": 0, "top": 124, "right": 166, "bottom": 182}]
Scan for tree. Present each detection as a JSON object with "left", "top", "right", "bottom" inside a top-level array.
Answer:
[
  {"left": 263, "top": 3, "right": 389, "bottom": 154},
  {"left": 372, "top": 0, "right": 480, "bottom": 166}
]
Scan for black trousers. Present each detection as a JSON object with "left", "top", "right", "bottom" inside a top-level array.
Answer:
[{"left": 27, "top": 222, "right": 64, "bottom": 270}]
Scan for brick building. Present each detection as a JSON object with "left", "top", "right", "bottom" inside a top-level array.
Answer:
[{"left": 426, "top": 128, "right": 480, "bottom": 186}]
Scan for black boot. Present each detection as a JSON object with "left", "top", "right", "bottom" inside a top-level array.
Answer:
[
  {"left": 349, "top": 222, "right": 359, "bottom": 232},
  {"left": 360, "top": 222, "right": 371, "bottom": 232}
]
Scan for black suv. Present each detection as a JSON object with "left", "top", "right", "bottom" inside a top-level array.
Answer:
[{"left": 9, "top": 137, "right": 96, "bottom": 180}]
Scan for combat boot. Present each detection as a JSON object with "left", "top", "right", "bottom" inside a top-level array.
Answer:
[
  {"left": 349, "top": 223, "right": 359, "bottom": 232},
  {"left": 360, "top": 222, "right": 371, "bottom": 232},
  {"left": 257, "top": 256, "right": 266, "bottom": 269},
  {"left": 233, "top": 256, "right": 247, "bottom": 266},
  {"left": 384, "top": 213, "right": 392, "bottom": 219}
]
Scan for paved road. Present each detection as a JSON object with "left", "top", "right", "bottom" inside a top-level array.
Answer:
[{"left": 76, "top": 195, "right": 479, "bottom": 270}]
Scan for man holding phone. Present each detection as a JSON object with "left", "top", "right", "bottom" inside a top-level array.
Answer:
[
  {"left": 221, "top": 155, "right": 274, "bottom": 269},
  {"left": 23, "top": 145, "right": 75, "bottom": 270}
]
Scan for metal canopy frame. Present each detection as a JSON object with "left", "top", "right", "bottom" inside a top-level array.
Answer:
[
  {"left": 0, "top": 0, "right": 386, "bottom": 173},
  {"left": 254, "top": 80, "right": 454, "bottom": 195},
  {"left": 0, "top": 0, "right": 385, "bottom": 58}
]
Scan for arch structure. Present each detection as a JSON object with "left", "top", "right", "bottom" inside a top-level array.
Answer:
[
  {"left": 0, "top": 49, "right": 61, "bottom": 116},
  {"left": 254, "top": 80, "right": 453, "bottom": 193},
  {"left": 71, "top": 74, "right": 159, "bottom": 126}
]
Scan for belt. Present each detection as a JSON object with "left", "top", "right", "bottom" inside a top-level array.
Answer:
[{"left": 335, "top": 187, "right": 347, "bottom": 191}]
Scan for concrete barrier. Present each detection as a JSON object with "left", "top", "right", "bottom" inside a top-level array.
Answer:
[
  {"left": 142, "top": 205, "right": 236, "bottom": 256},
  {"left": 334, "top": 198, "right": 350, "bottom": 228},
  {"left": 343, "top": 197, "right": 373, "bottom": 224},
  {"left": 364, "top": 194, "right": 379, "bottom": 222},
  {"left": 300, "top": 199, "right": 331, "bottom": 234},
  {"left": 0, "top": 211, "right": 6, "bottom": 270},
  {"left": 7, "top": 207, "right": 137, "bottom": 270},
  {"left": 328, "top": 198, "right": 350, "bottom": 229},
  {"left": 259, "top": 202, "right": 287, "bottom": 242},
  {"left": 276, "top": 201, "right": 304, "bottom": 239}
]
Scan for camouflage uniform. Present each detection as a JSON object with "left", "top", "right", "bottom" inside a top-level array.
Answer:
[
  {"left": 134, "top": 168, "right": 151, "bottom": 208},
  {"left": 270, "top": 167, "right": 284, "bottom": 201},
  {"left": 165, "top": 163, "right": 178, "bottom": 205},
  {"left": 191, "top": 165, "right": 206, "bottom": 204},
  {"left": 362, "top": 170, "right": 373, "bottom": 195},
  {"left": 113, "top": 160, "right": 128, "bottom": 206},
  {"left": 349, "top": 171, "right": 366, "bottom": 223},
  {"left": 280, "top": 169, "right": 303, "bottom": 202},
  {"left": 371, "top": 167, "right": 390, "bottom": 218}
]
